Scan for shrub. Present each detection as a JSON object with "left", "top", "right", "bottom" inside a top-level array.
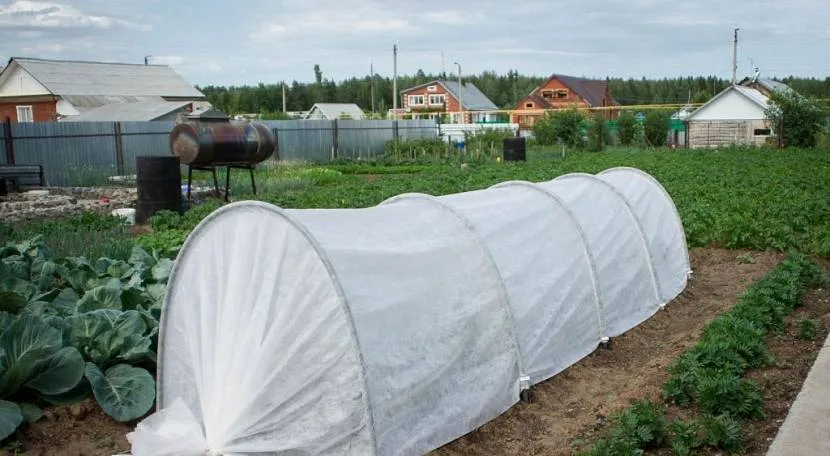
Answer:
[
  {"left": 696, "top": 372, "right": 765, "bottom": 419},
  {"left": 699, "top": 414, "right": 743, "bottom": 453},
  {"left": 644, "top": 109, "right": 673, "bottom": 147},
  {"left": 798, "top": 318, "right": 819, "bottom": 341},
  {"left": 581, "top": 400, "right": 667, "bottom": 455},
  {"left": 669, "top": 419, "right": 703, "bottom": 456},
  {"left": 587, "top": 112, "right": 611, "bottom": 152},
  {"left": 617, "top": 111, "right": 639, "bottom": 146},
  {"left": 765, "top": 89, "right": 825, "bottom": 148},
  {"left": 532, "top": 107, "right": 585, "bottom": 148}
]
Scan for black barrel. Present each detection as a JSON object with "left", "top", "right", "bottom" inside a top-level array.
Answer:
[
  {"left": 503, "top": 137, "right": 526, "bottom": 162},
  {"left": 135, "top": 156, "right": 182, "bottom": 224}
]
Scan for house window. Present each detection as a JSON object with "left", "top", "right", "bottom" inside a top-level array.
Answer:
[
  {"left": 429, "top": 94, "right": 446, "bottom": 106},
  {"left": 427, "top": 85, "right": 437, "bottom": 92},
  {"left": 16, "top": 106, "right": 34, "bottom": 123},
  {"left": 525, "top": 102, "right": 534, "bottom": 108},
  {"left": 544, "top": 89, "right": 568, "bottom": 99},
  {"left": 408, "top": 95, "right": 425, "bottom": 106},
  {"left": 754, "top": 128, "right": 771, "bottom": 136}
]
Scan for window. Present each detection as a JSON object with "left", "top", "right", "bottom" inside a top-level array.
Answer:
[
  {"left": 754, "top": 128, "right": 771, "bottom": 136},
  {"left": 427, "top": 85, "right": 437, "bottom": 92},
  {"left": 16, "top": 105, "right": 33, "bottom": 123},
  {"left": 525, "top": 102, "right": 534, "bottom": 108},
  {"left": 429, "top": 94, "right": 446, "bottom": 106},
  {"left": 543, "top": 89, "right": 568, "bottom": 99},
  {"left": 408, "top": 95, "right": 425, "bottom": 106}
]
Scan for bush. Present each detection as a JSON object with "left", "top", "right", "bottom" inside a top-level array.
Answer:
[
  {"left": 669, "top": 419, "right": 703, "bottom": 456},
  {"left": 699, "top": 414, "right": 743, "bottom": 453},
  {"left": 617, "top": 111, "right": 639, "bottom": 146},
  {"left": 766, "top": 89, "right": 825, "bottom": 148},
  {"left": 463, "top": 129, "right": 515, "bottom": 158},
  {"left": 798, "top": 318, "right": 819, "bottom": 341},
  {"left": 587, "top": 113, "right": 611, "bottom": 152},
  {"left": 644, "top": 109, "right": 673, "bottom": 147},
  {"left": 696, "top": 372, "right": 765, "bottom": 419},
  {"left": 581, "top": 400, "right": 667, "bottom": 455},
  {"left": 532, "top": 107, "right": 586, "bottom": 148}
]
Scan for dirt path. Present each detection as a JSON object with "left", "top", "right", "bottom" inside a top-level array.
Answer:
[
  {"left": 432, "top": 248, "right": 784, "bottom": 456},
  {"left": 2, "top": 248, "right": 791, "bottom": 456}
]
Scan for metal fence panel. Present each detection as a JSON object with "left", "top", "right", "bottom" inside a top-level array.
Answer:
[
  {"left": 11, "top": 121, "right": 117, "bottom": 186},
  {"left": 263, "top": 120, "right": 335, "bottom": 162},
  {"left": 2, "top": 119, "right": 441, "bottom": 186},
  {"left": 399, "top": 119, "right": 438, "bottom": 140},
  {"left": 337, "top": 119, "right": 395, "bottom": 159},
  {"left": 120, "top": 121, "right": 175, "bottom": 174}
]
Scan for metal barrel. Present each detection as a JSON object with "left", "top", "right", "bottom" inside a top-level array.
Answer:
[
  {"left": 135, "top": 156, "right": 182, "bottom": 224},
  {"left": 169, "top": 121, "right": 276, "bottom": 166},
  {"left": 503, "top": 137, "right": 527, "bottom": 161}
]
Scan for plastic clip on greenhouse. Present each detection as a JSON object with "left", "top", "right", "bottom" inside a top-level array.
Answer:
[{"left": 124, "top": 167, "right": 692, "bottom": 456}]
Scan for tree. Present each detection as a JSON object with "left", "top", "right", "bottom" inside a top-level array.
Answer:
[
  {"left": 314, "top": 64, "right": 323, "bottom": 85},
  {"left": 765, "top": 89, "right": 825, "bottom": 148}
]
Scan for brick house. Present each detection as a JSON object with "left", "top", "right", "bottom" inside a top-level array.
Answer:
[
  {"left": 399, "top": 80, "right": 498, "bottom": 123},
  {"left": 0, "top": 57, "right": 208, "bottom": 123},
  {"left": 511, "top": 74, "right": 619, "bottom": 130}
]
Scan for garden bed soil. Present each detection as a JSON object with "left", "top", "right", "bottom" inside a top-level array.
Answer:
[{"left": 4, "top": 248, "right": 827, "bottom": 456}]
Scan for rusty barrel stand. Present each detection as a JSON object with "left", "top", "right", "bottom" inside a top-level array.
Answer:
[
  {"left": 171, "top": 119, "right": 277, "bottom": 206},
  {"left": 185, "top": 162, "right": 257, "bottom": 204}
]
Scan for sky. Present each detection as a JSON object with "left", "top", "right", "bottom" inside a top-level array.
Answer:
[{"left": 0, "top": 0, "right": 828, "bottom": 87}]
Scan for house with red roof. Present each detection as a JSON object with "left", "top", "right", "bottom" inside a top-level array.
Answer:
[{"left": 511, "top": 74, "right": 619, "bottom": 130}]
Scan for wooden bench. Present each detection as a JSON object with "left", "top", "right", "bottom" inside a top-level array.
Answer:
[{"left": 0, "top": 165, "right": 45, "bottom": 192}]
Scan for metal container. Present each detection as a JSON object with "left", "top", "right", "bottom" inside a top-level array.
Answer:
[
  {"left": 503, "top": 137, "right": 526, "bottom": 162},
  {"left": 169, "top": 121, "right": 277, "bottom": 166},
  {"left": 135, "top": 156, "right": 182, "bottom": 224}
]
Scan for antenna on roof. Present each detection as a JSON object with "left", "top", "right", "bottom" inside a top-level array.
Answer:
[{"left": 144, "top": 55, "right": 152, "bottom": 65}]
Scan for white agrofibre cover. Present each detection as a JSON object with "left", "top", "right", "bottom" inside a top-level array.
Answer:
[{"left": 125, "top": 167, "right": 691, "bottom": 456}]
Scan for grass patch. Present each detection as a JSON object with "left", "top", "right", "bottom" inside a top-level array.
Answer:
[{"left": 0, "top": 212, "right": 133, "bottom": 260}]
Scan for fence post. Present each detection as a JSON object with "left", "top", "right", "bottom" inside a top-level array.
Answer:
[
  {"left": 393, "top": 119, "right": 400, "bottom": 141},
  {"left": 114, "top": 122, "right": 125, "bottom": 175},
  {"left": 332, "top": 119, "right": 339, "bottom": 160},
  {"left": 3, "top": 117, "right": 14, "bottom": 165}
]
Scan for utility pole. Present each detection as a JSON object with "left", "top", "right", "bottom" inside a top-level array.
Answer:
[
  {"left": 370, "top": 60, "right": 376, "bottom": 115},
  {"left": 282, "top": 82, "right": 287, "bottom": 113},
  {"left": 731, "top": 28, "right": 739, "bottom": 85},
  {"left": 441, "top": 51, "right": 446, "bottom": 78},
  {"left": 392, "top": 44, "right": 398, "bottom": 119},
  {"left": 454, "top": 62, "right": 463, "bottom": 124}
]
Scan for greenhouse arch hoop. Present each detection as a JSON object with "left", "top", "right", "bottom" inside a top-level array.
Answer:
[{"left": 131, "top": 167, "right": 693, "bottom": 456}]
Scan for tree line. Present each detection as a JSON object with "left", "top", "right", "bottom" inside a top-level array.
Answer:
[{"left": 198, "top": 66, "right": 830, "bottom": 116}]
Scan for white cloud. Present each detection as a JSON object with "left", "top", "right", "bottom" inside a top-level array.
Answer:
[
  {"left": 423, "top": 10, "right": 485, "bottom": 25},
  {"left": 0, "top": 0, "right": 151, "bottom": 31}
]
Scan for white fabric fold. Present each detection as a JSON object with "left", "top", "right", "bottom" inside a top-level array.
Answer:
[{"left": 126, "top": 398, "right": 210, "bottom": 456}]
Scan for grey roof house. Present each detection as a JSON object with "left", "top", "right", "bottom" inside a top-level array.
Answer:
[
  {"left": 303, "top": 103, "right": 366, "bottom": 120},
  {"left": 400, "top": 80, "right": 498, "bottom": 112},
  {"left": 0, "top": 57, "right": 209, "bottom": 122}
]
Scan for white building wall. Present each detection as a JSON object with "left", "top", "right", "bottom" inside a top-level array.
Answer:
[
  {"left": 0, "top": 65, "right": 51, "bottom": 97},
  {"left": 689, "top": 89, "right": 767, "bottom": 121}
]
